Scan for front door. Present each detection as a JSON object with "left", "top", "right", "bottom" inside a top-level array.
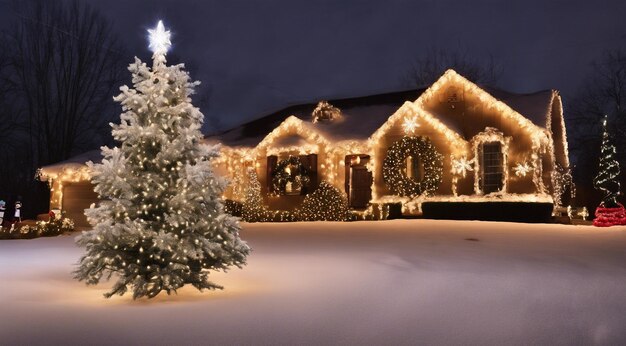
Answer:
[{"left": 350, "top": 166, "right": 372, "bottom": 208}]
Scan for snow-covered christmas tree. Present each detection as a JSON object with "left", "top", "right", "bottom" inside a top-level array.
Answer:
[
  {"left": 592, "top": 115, "right": 626, "bottom": 227},
  {"left": 74, "top": 21, "right": 250, "bottom": 298}
]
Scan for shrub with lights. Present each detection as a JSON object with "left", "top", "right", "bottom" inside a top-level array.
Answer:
[
  {"left": 295, "top": 181, "right": 349, "bottom": 221},
  {"left": 1, "top": 213, "right": 74, "bottom": 239},
  {"left": 382, "top": 136, "right": 443, "bottom": 197},
  {"left": 73, "top": 21, "right": 250, "bottom": 299},
  {"left": 592, "top": 116, "right": 626, "bottom": 227}
]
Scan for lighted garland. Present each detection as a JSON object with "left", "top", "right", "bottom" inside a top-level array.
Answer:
[
  {"left": 382, "top": 136, "right": 443, "bottom": 197},
  {"left": 271, "top": 156, "right": 310, "bottom": 195}
]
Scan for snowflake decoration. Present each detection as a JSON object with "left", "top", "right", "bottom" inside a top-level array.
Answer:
[
  {"left": 148, "top": 20, "right": 172, "bottom": 54},
  {"left": 451, "top": 157, "right": 473, "bottom": 177},
  {"left": 513, "top": 162, "right": 532, "bottom": 177},
  {"left": 402, "top": 116, "right": 420, "bottom": 135}
]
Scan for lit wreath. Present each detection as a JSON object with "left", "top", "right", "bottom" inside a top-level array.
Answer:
[
  {"left": 272, "top": 156, "right": 310, "bottom": 195},
  {"left": 382, "top": 136, "right": 443, "bottom": 197}
]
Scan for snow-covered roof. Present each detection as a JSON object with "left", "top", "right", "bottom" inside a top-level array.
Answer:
[
  {"left": 39, "top": 149, "right": 103, "bottom": 175},
  {"left": 205, "top": 89, "right": 425, "bottom": 148},
  {"left": 42, "top": 79, "right": 558, "bottom": 169},
  {"left": 207, "top": 85, "right": 555, "bottom": 150},
  {"left": 484, "top": 87, "right": 554, "bottom": 128}
]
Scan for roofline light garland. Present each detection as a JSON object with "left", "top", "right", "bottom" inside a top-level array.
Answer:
[{"left": 41, "top": 69, "right": 567, "bottom": 212}]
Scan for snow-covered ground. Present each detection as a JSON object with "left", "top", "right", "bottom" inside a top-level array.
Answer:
[{"left": 1, "top": 220, "right": 625, "bottom": 345}]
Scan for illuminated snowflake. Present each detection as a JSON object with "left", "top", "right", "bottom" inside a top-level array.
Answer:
[
  {"left": 402, "top": 116, "right": 420, "bottom": 135},
  {"left": 451, "top": 157, "right": 473, "bottom": 177},
  {"left": 514, "top": 162, "right": 532, "bottom": 177}
]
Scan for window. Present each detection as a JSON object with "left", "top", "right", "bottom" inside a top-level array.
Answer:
[
  {"left": 481, "top": 142, "right": 503, "bottom": 193},
  {"left": 405, "top": 156, "right": 424, "bottom": 181}
]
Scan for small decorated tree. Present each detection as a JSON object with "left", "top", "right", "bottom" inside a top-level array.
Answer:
[
  {"left": 592, "top": 116, "right": 626, "bottom": 227},
  {"left": 241, "top": 168, "right": 294, "bottom": 222},
  {"left": 242, "top": 168, "right": 271, "bottom": 222},
  {"left": 74, "top": 21, "right": 250, "bottom": 298}
]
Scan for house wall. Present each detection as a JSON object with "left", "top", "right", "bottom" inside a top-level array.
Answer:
[
  {"left": 60, "top": 181, "right": 98, "bottom": 228},
  {"left": 420, "top": 79, "right": 542, "bottom": 195},
  {"left": 256, "top": 146, "right": 327, "bottom": 211},
  {"left": 373, "top": 117, "right": 456, "bottom": 198}
]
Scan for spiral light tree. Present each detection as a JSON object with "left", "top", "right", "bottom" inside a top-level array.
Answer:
[{"left": 592, "top": 116, "right": 626, "bottom": 227}]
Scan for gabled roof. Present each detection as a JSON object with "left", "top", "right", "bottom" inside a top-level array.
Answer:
[
  {"left": 39, "top": 149, "right": 103, "bottom": 176},
  {"left": 414, "top": 69, "right": 549, "bottom": 143},
  {"left": 42, "top": 71, "right": 560, "bottom": 170},
  {"left": 256, "top": 116, "right": 331, "bottom": 151},
  {"left": 484, "top": 87, "right": 555, "bottom": 128},
  {"left": 207, "top": 74, "right": 555, "bottom": 149},
  {"left": 206, "top": 89, "right": 425, "bottom": 148},
  {"left": 369, "top": 102, "right": 468, "bottom": 153}
]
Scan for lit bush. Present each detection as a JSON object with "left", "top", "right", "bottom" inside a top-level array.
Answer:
[{"left": 295, "top": 181, "right": 349, "bottom": 221}]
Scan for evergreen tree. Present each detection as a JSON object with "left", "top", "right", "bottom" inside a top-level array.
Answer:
[
  {"left": 74, "top": 21, "right": 249, "bottom": 299},
  {"left": 241, "top": 168, "right": 270, "bottom": 222},
  {"left": 593, "top": 115, "right": 622, "bottom": 208}
]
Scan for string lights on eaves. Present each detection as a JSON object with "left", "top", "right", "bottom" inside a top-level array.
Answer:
[{"left": 40, "top": 66, "right": 574, "bottom": 221}]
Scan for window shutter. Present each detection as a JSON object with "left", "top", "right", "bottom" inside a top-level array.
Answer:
[
  {"left": 267, "top": 155, "right": 278, "bottom": 192},
  {"left": 299, "top": 154, "right": 318, "bottom": 194}
]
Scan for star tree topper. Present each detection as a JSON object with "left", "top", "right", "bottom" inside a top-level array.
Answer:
[{"left": 148, "top": 20, "right": 172, "bottom": 54}]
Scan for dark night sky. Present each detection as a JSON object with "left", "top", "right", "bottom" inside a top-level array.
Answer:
[{"left": 4, "top": 0, "right": 626, "bottom": 132}]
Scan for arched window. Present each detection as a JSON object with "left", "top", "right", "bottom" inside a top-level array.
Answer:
[
  {"left": 480, "top": 142, "right": 504, "bottom": 193},
  {"left": 471, "top": 128, "right": 510, "bottom": 195}
]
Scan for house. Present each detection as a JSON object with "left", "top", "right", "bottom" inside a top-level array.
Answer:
[{"left": 39, "top": 70, "right": 570, "bottom": 225}]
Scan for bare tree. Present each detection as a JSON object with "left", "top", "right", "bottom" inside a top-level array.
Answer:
[
  {"left": 405, "top": 47, "right": 502, "bottom": 88},
  {"left": 6, "top": 0, "right": 126, "bottom": 168},
  {"left": 0, "top": 0, "right": 126, "bottom": 217},
  {"left": 0, "top": 37, "right": 18, "bottom": 155},
  {"left": 568, "top": 49, "right": 626, "bottom": 183}
]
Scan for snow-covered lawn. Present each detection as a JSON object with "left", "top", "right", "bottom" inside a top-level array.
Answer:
[{"left": 1, "top": 220, "right": 625, "bottom": 345}]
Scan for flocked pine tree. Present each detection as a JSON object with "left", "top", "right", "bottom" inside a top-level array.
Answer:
[
  {"left": 592, "top": 115, "right": 626, "bottom": 226},
  {"left": 74, "top": 21, "right": 250, "bottom": 298}
]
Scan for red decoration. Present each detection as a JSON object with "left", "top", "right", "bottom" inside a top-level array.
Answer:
[
  {"left": 48, "top": 210, "right": 55, "bottom": 221},
  {"left": 593, "top": 203, "right": 626, "bottom": 227}
]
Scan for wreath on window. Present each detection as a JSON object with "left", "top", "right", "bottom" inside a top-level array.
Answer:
[
  {"left": 272, "top": 156, "right": 310, "bottom": 195},
  {"left": 382, "top": 136, "right": 443, "bottom": 197}
]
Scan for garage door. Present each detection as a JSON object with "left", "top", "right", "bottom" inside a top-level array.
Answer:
[{"left": 61, "top": 182, "right": 99, "bottom": 228}]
